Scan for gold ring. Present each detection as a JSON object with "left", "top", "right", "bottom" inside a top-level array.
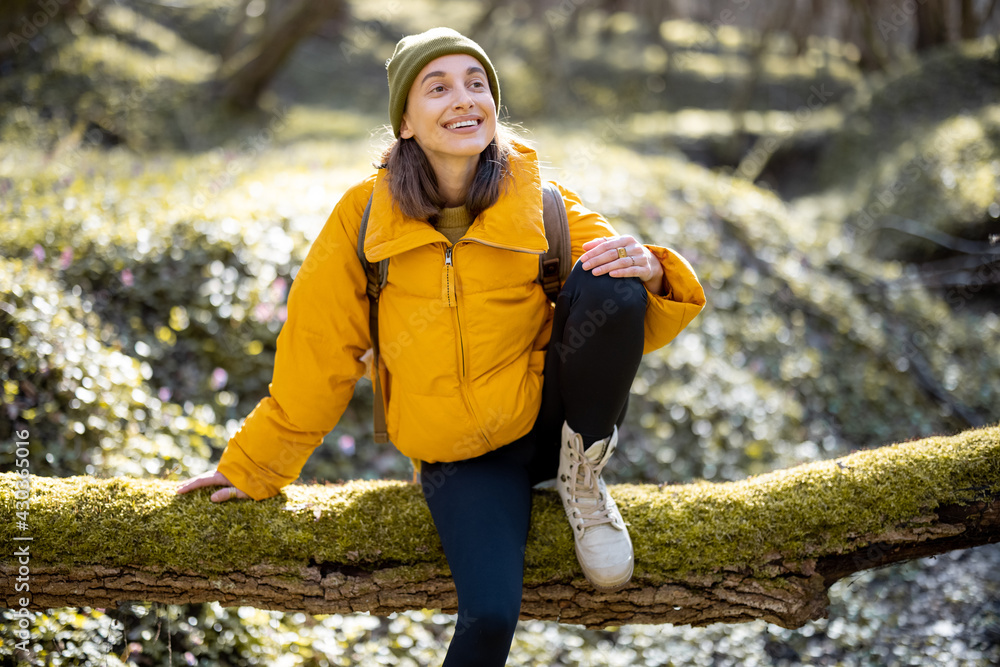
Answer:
[{"left": 617, "top": 247, "right": 627, "bottom": 259}]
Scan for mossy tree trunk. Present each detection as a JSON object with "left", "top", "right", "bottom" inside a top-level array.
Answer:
[{"left": 2, "top": 426, "right": 998, "bottom": 629}]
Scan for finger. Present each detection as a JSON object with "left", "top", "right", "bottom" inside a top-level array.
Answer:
[
  {"left": 581, "top": 240, "right": 624, "bottom": 269},
  {"left": 175, "top": 474, "right": 214, "bottom": 494},
  {"left": 609, "top": 255, "right": 650, "bottom": 279},
  {"left": 580, "top": 236, "right": 618, "bottom": 264},
  {"left": 608, "top": 263, "right": 641, "bottom": 278},
  {"left": 175, "top": 471, "right": 228, "bottom": 494},
  {"left": 586, "top": 244, "right": 638, "bottom": 273},
  {"left": 581, "top": 236, "right": 608, "bottom": 250},
  {"left": 211, "top": 486, "right": 246, "bottom": 503},
  {"left": 591, "top": 257, "right": 631, "bottom": 275},
  {"left": 596, "top": 250, "right": 649, "bottom": 278}
]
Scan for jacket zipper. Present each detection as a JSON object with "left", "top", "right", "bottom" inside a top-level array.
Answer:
[
  {"left": 442, "top": 245, "right": 463, "bottom": 375},
  {"left": 461, "top": 237, "right": 545, "bottom": 256},
  {"left": 444, "top": 243, "right": 492, "bottom": 448},
  {"left": 442, "top": 239, "right": 547, "bottom": 450}
]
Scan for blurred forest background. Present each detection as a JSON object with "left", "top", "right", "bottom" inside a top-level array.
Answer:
[{"left": 1, "top": 0, "right": 1000, "bottom": 664}]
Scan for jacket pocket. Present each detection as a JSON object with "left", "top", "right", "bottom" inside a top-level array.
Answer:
[{"left": 387, "top": 388, "right": 491, "bottom": 463}]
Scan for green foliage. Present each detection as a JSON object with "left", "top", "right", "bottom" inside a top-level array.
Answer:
[
  {"left": 0, "top": 2, "right": 282, "bottom": 151},
  {"left": 0, "top": 602, "right": 290, "bottom": 666},
  {"left": 2, "top": 1, "right": 999, "bottom": 664},
  {"left": 815, "top": 36, "right": 1000, "bottom": 260},
  {"left": 2, "top": 179, "right": 291, "bottom": 424},
  {"left": 0, "top": 258, "right": 221, "bottom": 479}
]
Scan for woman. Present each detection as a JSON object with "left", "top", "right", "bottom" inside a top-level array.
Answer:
[{"left": 177, "top": 27, "right": 705, "bottom": 665}]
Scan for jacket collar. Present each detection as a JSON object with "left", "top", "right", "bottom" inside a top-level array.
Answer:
[{"left": 363, "top": 140, "right": 548, "bottom": 262}]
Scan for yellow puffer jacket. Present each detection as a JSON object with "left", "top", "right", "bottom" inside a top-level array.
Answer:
[{"left": 218, "top": 141, "right": 706, "bottom": 500}]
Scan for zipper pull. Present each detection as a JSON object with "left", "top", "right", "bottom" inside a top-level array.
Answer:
[{"left": 442, "top": 246, "right": 458, "bottom": 307}]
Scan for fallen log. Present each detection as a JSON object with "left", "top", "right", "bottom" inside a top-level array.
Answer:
[{"left": 2, "top": 424, "right": 998, "bottom": 629}]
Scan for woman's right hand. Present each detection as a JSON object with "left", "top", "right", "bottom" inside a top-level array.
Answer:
[{"left": 175, "top": 469, "right": 252, "bottom": 502}]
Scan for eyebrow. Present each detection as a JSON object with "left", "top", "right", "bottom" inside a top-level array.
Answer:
[{"left": 420, "top": 66, "right": 487, "bottom": 85}]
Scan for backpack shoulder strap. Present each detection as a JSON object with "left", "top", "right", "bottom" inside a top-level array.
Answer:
[
  {"left": 356, "top": 193, "right": 388, "bottom": 291},
  {"left": 356, "top": 193, "right": 390, "bottom": 444},
  {"left": 356, "top": 194, "right": 371, "bottom": 267},
  {"left": 539, "top": 181, "right": 571, "bottom": 303}
]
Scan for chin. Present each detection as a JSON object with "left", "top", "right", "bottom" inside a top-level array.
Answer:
[{"left": 445, "top": 137, "right": 493, "bottom": 157}]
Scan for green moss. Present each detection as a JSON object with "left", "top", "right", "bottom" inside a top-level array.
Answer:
[
  {"left": 3, "top": 424, "right": 996, "bottom": 582},
  {"left": 616, "top": 423, "right": 1000, "bottom": 578},
  {"left": 0, "top": 476, "right": 444, "bottom": 575}
]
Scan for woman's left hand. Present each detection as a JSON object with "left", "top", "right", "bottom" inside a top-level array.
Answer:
[{"left": 580, "top": 235, "right": 665, "bottom": 296}]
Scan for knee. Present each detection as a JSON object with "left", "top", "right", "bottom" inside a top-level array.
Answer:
[
  {"left": 566, "top": 260, "right": 647, "bottom": 321},
  {"left": 455, "top": 602, "right": 520, "bottom": 646}
]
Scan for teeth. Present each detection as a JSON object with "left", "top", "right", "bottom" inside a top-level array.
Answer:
[{"left": 447, "top": 120, "right": 478, "bottom": 129}]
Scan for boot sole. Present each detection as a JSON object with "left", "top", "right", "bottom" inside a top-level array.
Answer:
[{"left": 576, "top": 544, "right": 634, "bottom": 592}]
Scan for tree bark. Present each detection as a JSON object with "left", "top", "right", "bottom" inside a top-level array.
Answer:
[
  {"left": 848, "top": 0, "right": 890, "bottom": 70},
  {"left": 960, "top": 0, "right": 978, "bottom": 38},
  {"left": 915, "top": 0, "right": 950, "bottom": 51},
  {"left": 2, "top": 425, "right": 998, "bottom": 629},
  {"left": 214, "top": 0, "right": 345, "bottom": 110}
]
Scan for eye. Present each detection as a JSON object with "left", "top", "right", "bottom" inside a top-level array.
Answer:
[{"left": 470, "top": 80, "right": 485, "bottom": 89}]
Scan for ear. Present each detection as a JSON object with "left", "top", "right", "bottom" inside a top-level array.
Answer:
[{"left": 400, "top": 115, "right": 414, "bottom": 139}]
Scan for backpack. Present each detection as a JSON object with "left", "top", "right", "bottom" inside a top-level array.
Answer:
[{"left": 356, "top": 181, "right": 571, "bottom": 444}]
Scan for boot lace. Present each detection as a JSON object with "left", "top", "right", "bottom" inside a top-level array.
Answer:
[{"left": 566, "top": 435, "right": 615, "bottom": 531}]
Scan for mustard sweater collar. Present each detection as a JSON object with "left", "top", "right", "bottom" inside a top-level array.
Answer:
[
  {"left": 363, "top": 141, "right": 546, "bottom": 262},
  {"left": 435, "top": 205, "right": 474, "bottom": 229}
]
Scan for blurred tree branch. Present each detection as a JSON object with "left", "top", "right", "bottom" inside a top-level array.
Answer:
[{"left": 214, "top": 0, "right": 346, "bottom": 110}]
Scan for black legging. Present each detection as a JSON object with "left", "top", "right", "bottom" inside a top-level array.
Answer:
[{"left": 420, "top": 260, "right": 648, "bottom": 666}]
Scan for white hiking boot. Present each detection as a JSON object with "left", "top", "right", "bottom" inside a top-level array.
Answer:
[{"left": 557, "top": 420, "right": 634, "bottom": 592}]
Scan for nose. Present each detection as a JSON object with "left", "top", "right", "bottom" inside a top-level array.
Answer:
[{"left": 452, "top": 86, "right": 474, "bottom": 109}]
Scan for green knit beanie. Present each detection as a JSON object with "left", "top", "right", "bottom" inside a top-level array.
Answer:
[{"left": 385, "top": 27, "right": 500, "bottom": 138}]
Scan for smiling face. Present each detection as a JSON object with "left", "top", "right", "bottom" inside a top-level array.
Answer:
[{"left": 399, "top": 53, "right": 497, "bottom": 170}]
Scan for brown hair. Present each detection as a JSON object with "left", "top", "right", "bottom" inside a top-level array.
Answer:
[{"left": 376, "top": 124, "right": 521, "bottom": 221}]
